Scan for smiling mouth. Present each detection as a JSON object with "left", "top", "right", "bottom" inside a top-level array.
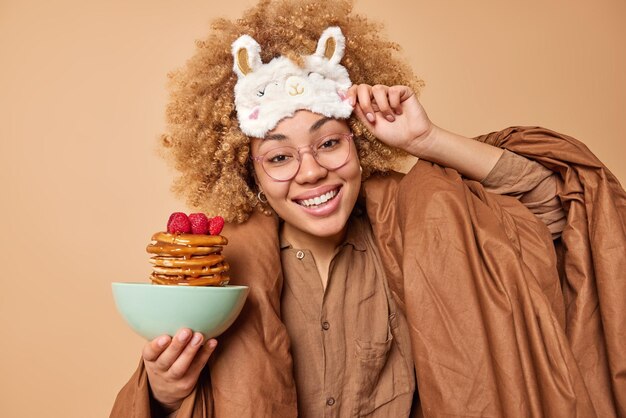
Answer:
[{"left": 295, "top": 188, "right": 340, "bottom": 208}]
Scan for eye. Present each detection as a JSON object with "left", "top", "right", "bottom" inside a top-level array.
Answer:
[
  {"left": 265, "top": 149, "right": 296, "bottom": 165},
  {"left": 318, "top": 138, "right": 340, "bottom": 150},
  {"left": 269, "top": 154, "right": 288, "bottom": 163},
  {"left": 307, "top": 71, "right": 324, "bottom": 79},
  {"left": 257, "top": 81, "right": 279, "bottom": 97}
]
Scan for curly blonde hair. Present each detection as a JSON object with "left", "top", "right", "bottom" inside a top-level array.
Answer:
[{"left": 161, "top": 0, "right": 424, "bottom": 223}]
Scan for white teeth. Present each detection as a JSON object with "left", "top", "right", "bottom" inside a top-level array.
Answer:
[{"left": 298, "top": 189, "right": 338, "bottom": 207}]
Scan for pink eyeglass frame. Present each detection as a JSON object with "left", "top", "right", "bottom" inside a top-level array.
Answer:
[{"left": 250, "top": 132, "right": 354, "bottom": 182}]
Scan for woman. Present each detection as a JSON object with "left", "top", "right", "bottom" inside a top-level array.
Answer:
[{"left": 111, "top": 1, "right": 626, "bottom": 417}]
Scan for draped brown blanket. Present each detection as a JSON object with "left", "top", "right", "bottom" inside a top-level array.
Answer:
[{"left": 111, "top": 127, "right": 626, "bottom": 417}]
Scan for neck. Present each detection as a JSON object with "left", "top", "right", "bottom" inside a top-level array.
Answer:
[
  {"left": 281, "top": 222, "right": 346, "bottom": 260},
  {"left": 281, "top": 222, "right": 347, "bottom": 290}
]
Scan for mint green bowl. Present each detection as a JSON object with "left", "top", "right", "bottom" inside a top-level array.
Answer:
[{"left": 112, "top": 283, "right": 249, "bottom": 340}]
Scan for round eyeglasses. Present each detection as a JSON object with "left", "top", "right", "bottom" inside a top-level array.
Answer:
[{"left": 251, "top": 133, "right": 353, "bottom": 182}]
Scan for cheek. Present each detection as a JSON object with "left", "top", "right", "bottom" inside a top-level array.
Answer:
[
  {"left": 334, "top": 158, "right": 362, "bottom": 205},
  {"left": 255, "top": 170, "right": 290, "bottom": 201},
  {"left": 342, "top": 155, "right": 362, "bottom": 182},
  {"left": 265, "top": 183, "right": 290, "bottom": 202}
]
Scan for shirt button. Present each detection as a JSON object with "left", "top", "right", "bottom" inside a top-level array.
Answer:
[
  {"left": 326, "top": 397, "right": 335, "bottom": 406},
  {"left": 322, "top": 321, "right": 330, "bottom": 330},
  {"left": 296, "top": 250, "right": 305, "bottom": 259}
]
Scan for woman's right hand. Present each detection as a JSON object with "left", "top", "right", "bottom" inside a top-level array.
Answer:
[{"left": 142, "top": 328, "right": 217, "bottom": 414}]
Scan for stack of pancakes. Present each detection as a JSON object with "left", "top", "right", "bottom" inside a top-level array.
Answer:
[{"left": 146, "top": 232, "right": 230, "bottom": 286}]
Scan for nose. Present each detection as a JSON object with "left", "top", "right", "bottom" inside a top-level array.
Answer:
[
  {"left": 285, "top": 76, "right": 306, "bottom": 96},
  {"left": 294, "top": 151, "right": 327, "bottom": 184}
]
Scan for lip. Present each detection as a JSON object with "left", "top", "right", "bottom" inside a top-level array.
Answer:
[{"left": 291, "top": 185, "right": 343, "bottom": 217}]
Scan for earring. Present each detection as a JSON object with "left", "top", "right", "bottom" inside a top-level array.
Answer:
[
  {"left": 359, "top": 165, "right": 363, "bottom": 174},
  {"left": 257, "top": 191, "right": 268, "bottom": 203}
]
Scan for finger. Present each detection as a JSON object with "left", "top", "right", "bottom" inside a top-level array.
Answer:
[
  {"left": 142, "top": 335, "right": 172, "bottom": 362},
  {"left": 154, "top": 328, "right": 193, "bottom": 370},
  {"left": 355, "top": 84, "right": 376, "bottom": 123},
  {"left": 185, "top": 339, "right": 218, "bottom": 379},
  {"left": 353, "top": 103, "right": 374, "bottom": 130},
  {"left": 398, "top": 86, "right": 415, "bottom": 110},
  {"left": 371, "top": 85, "right": 395, "bottom": 122},
  {"left": 387, "top": 86, "right": 404, "bottom": 115},
  {"left": 346, "top": 84, "right": 358, "bottom": 106},
  {"left": 166, "top": 332, "right": 206, "bottom": 379}
]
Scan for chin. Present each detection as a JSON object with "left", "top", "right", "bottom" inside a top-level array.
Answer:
[{"left": 292, "top": 217, "right": 350, "bottom": 241}]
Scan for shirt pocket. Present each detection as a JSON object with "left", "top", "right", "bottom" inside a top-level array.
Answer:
[{"left": 352, "top": 313, "right": 413, "bottom": 416}]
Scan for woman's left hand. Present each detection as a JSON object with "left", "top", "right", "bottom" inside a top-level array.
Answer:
[{"left": 347, "top": 84, "right": 433, "bottom": 156}]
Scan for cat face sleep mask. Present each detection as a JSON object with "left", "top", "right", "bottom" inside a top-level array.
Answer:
[{"left": 231, "top": 27, "right": 353, "bottom": 138}]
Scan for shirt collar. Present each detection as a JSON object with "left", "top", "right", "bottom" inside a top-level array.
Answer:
[{"left": 279, "top": 214, "right": 367, "bottom": 252}]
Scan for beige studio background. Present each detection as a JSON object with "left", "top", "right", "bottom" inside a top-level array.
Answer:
[{"left": 1, "top": 0, "right": 624, "bottom": 416}]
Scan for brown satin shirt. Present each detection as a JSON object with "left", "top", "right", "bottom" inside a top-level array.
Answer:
[{"left": 278, "top": 150, "right": 563, "bottom": 418}]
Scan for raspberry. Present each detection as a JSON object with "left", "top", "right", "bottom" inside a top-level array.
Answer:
[
  {"left": 208, "top": 216, "right": 225, "bottom": 235},
  {"left": 167, "top": 212, "right": 191, "bottom": 234},
  {"left": 189, "top": 213, "right": 210, "bottom": 234}
]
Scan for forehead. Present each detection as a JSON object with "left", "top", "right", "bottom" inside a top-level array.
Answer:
[
  {"left": 251, "top": 111, "right": 348, "bottom": 152},
  {"left": 270, "top": 111, "right": 347, "bottom": 136}
]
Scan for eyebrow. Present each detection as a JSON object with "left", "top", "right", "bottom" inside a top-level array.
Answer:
[
  {"left": 309, "top": 117, "right": 333, "bottom": 133},
  {"left": 263, "top": 133, "right": 287, "bottom": 141},
  {"left": 263, "top": 117, "right": 334, "bottom": 141}
]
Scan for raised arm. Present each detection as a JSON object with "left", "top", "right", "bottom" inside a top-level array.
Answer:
[
  {"left": 347, "top": 83, "right": 503, "bottom": 181},
  {"left": 348, "top": 84, "right": 566, "bottom": 237}
]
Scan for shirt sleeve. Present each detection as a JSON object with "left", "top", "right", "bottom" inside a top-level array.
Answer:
[{"left": 481, "top": 149, "right": 566, "bottom": 239}]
